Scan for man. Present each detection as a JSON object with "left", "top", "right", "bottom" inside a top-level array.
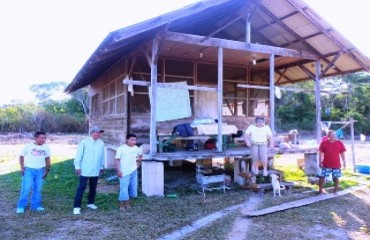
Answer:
[
  {"left": 73, "top": 126, "right": 105, "bottom": 215},
  {"left": 16, "top": 131, "right": 51, "bottom": 214},
  {"left": 244, "top": 116, "right": 274, "bottom": 176},
  {"left": 115, "top": 134, "right": 143, "bottom": 211},
  {"left": 318, "top": 130, "right": 346, "bottom": 194}
]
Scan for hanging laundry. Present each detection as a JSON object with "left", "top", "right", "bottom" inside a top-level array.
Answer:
[
  {"left": 150, "top": 81, "right": 191, "bottom": 122},
  {"left": 335, "top": 129, "right": 344, "bottom": 139},
  {"left": 125, "top": 75, "right": 134, "bottom": 96},
  {"left": 360, "top": 134, "right": 366, "bottom": 141},
  {"left": 275, "top": 86, "right": 281, "bottom": 99}
]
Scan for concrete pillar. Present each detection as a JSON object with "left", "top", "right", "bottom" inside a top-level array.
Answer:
[
  {"left": 304, "top": 152, "right": 319, "bottom": 176},
  {"left": 142, "top": 161, "right": 164, "bottom": 196},
  {"left": 233, "top": 157, "right": 245, "bottom": 185},
  {"left": 104, "top": 147, "right": 116, "bottom": 169}
]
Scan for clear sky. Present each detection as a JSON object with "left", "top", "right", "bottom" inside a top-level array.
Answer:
[{"left": 1, "top": 0, "right": 370, "bottom": 105}]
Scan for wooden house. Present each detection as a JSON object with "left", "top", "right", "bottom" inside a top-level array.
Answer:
[{"left": 65, "top": 0, "right": 370, "bottom": 196}]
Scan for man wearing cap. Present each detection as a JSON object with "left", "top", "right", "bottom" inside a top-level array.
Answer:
[
  {"left": 244, "top": 117, "right": 274, "bottom": 176},
  {"left": 73, "top": 126, "right": 105, "bottom": 215}
]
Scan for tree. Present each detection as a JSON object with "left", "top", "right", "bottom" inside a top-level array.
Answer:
[
  {"left": 69, "top": 88, "right": 89, "bottom": 117},
  {"left": 30, "top": 82, "right": 70, "bottom": 103},
  {"left": 276, "top": 81, "right": 316, "bottom": 131}
]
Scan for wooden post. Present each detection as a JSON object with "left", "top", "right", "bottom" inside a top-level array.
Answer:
[
  {"left": 217, "top": 47, "right": 223, "bottom": 152},
  {"left": 246, "top": 13, "right": 251, "bottom": 44},
  {"left": 350, "top": 117, "right": 356, "bottom": 172},
  {"left": 149, "top": 38, "right": 159, "bottom": 157},
  {"left": 269, "top": 54, "right": 275, "bottom": 133},
  {"left": 315, "top": 60, "right": 321, "bottom": 143}
]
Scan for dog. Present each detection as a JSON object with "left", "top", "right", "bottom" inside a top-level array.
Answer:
[{"left": 270, "top": 174, "right": 285, "bottom": 197}]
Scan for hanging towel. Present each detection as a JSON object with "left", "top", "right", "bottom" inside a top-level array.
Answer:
[
  {"left": 360, "top": 134, "right": 366, "bottom": 141},
  {"left": 275, "top": 86, "right": 281, "bottom": 99},
  {"left": 150, "top": 81, "right": 191, "bottom": 122},
  {"left": 125, "top": 75, "right": 134, "bottom": 96}
]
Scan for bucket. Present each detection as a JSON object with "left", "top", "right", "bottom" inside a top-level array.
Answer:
[{"left": 355, "top": 165, "right": 370, "bottom": 174}]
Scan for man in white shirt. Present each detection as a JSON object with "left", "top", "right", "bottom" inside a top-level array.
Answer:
[
  {"left": 115, "top": 134, "right": 143, "bottom": 211},
  {"left": 73, "top": 126, "right": 105, "bottom": 215},
  {"left": 244, "top": 116, "right": 274, "bottom": 176},
  {"left": 16, "top": 131, "right": 51, "bottom": 214}
]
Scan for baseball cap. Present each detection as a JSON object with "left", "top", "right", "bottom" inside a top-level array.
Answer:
[
  {"left": 90, "top": 126, "right": 104, "bottom": 133},
  {"left": 255, "top": 116, "right": 264, "bottom": 122}
]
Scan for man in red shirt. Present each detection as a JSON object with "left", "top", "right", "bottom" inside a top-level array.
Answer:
[{"left": 318, "top": 130, "right": 346, "bottom": 193}]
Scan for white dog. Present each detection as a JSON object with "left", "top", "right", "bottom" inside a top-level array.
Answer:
[{"left": 270, "top": 174, "right": 285, "bottom": 197}]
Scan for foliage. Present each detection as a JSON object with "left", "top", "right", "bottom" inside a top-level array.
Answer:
[
  {"left": 69, "top": 88, "right": 89, "bottom": 116},
  {"left": 276, "top": 72, "right": 370, "bottom": 135},
  {"left": 0, "top": 82, "right": 87, "bottom": 133},
  {"left": 30, "top": 82, "right": 69, "bottom": 103},
  {"left": 276, "top": 81, "right": 316, "bottom": 131},
  {"left": 324, "top": 72, "right": 370, "bottom": 135}
]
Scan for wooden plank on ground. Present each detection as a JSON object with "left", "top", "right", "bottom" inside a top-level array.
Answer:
[{"left": 245, "top": 185, "right": 367, "bottom": 217}]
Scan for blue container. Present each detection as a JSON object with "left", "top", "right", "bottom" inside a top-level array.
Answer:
[{"left": 356, "top": 165, "right": 370, "bottom": 174}]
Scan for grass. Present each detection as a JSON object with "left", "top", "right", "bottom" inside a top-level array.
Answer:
[
  {"left": 0, "top": 157, "right": 250, "bottom": 240},
  {"left": 275, "top": 164, "right": 360, "bottom": 191},
  {"left": 1, "top": 143, "right": 370, "bottom": 239}
]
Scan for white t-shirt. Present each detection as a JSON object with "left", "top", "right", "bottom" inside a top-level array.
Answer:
[
  {"left": 115, "top": 144, "right": 143, "bottom": 176},
  {"left": 245, "top": 124, "right": 272, "bottom": 144},
  {"left": 21, "top": 143, "right": 51, "bottom": 169}
]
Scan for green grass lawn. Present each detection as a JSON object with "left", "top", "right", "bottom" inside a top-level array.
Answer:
[
  {"left": 1, "top": 153, "right": 368, "bottom": 239},
  {"left": 0, "top": 157, "right": 250, "bottom": 239}
]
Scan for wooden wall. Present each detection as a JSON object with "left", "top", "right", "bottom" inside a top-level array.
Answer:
[
  {"left": 89, "top": 58, "right": 128, "bottom": 148},
  {"left": 88, "top": 54, "right": 272, "bottom": 148}
]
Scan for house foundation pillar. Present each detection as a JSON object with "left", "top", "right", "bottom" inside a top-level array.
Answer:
[
  {"left": 142, "top": 161, "right": 164, "bottom": 196},
  {"left": 233, "top": 157, "right": 246, "bottom": 185}
]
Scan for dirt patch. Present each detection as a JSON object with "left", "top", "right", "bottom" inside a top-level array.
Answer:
[{"left": 0, "top": 132, "right": 85, "bottom": 145}]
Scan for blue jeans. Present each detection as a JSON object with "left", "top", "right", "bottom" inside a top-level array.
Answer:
[
  {"left": 17, "top": 167, "right": 45, "bottom": 209},
  {"left": 119, "top": 170, "right": 138, "bottom": 201},
  {"left": 73, "top": 176, "right": 98, "bottom": 208}
]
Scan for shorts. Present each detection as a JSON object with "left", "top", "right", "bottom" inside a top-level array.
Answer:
[
  {"left": 250, "top": 144, "right": 268, "bottom": 163},
  {"left": 318, "top": 168, "right": 342, "bottom": 178}
]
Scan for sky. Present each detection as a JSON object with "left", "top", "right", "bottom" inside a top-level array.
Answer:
[{"left": 1, "top": 0, "right": 370, "bottom": 105}]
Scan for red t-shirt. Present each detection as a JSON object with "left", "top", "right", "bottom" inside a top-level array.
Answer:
[{"left": 319, "top": 140, "right": 346, "bottom": 168}]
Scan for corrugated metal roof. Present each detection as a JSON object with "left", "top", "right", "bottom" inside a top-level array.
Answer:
[
  {"left": 66, "top": 0, "right": 370, "bottom": 92},
  {"left": 282, "top": 14, "right": 319, "bottom": 38}
]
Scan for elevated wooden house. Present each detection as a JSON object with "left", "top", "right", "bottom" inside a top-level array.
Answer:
[{"left": 65, "top": 0, "right": 370, "bottom": 196}]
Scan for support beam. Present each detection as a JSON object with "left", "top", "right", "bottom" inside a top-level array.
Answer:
[
  {"left": 149, "top": 38, "right": 159, "bottom": 157},
  {"left": 164, "top": 31, "right": 318, "bottom": 60},
  {"left": 246, "top": 12, "right": 251, "bottom": 44},
  {"left": 299, "top": 65, "right": 316, "bottom": 80},
  {"left": 123, "top": 79, "right": 217, "bottom": 92},
  {"left": 217, "top": 47, "right": 224, "bottom": 152},
  {"left": 320, "top": 51, "right": 343, "bottom": 78},
  {"left": 269, "top": 54, "right": 275, "bottom": 133},
  {"left": 275, "top": 68, "right": 288, "bottom": 85},
  {"left": 237, "top": 84, "right": 330, "bottom": 94},
  {"left": 350, "top": 118, "right": 356, "bottom": 173},
  {"left": 201, "top": 15, "right": 243, "bottom": 43},
  {"left": 315, "top": 60, "right": 321, "bottom": 143}
]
